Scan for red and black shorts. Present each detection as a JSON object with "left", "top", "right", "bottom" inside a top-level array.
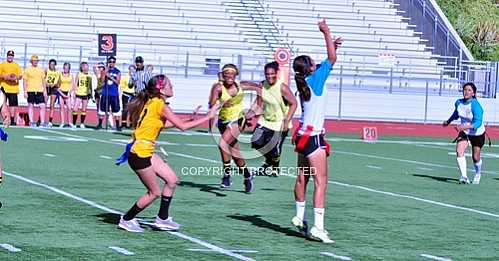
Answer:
[{"left": 294, "top": 133, "right": 328, "bottom": 157}]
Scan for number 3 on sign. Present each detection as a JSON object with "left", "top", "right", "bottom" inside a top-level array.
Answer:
[{"left": 362, "top": 127, "right": 378, "bottom": 141}]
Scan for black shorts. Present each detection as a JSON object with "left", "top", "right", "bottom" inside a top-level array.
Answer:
[
  {"left": 76, "top": 95, "right": 89, "bottom": 100},
  {"left": 3, "top": 92, "right": 18, "bottom": 107},
  {"left": 457, "top": 131, "right": 485, "bottom": 148},
  {"left": 217, "top": 118, "right": 244, "bottom": 134},
  {"left": 128, "top": 152, "right": 152, "bottom": 170},
  {"left": 47, "top": 86, "right": 59, "bottom": 96},
  {"left": 27, "top": 92, "right": 45, "bottom": 105},
  {"left": 295, "top": 133, "right": 327, "bottom": 157},
  {"left": 100, "top": 95, "right": 120, "bottom": 113},
  {"left": 61, "top": 91, "right": 69, "bottom": 96},
  {"left": 251, "top": 124, "right": 288, "bottom": 157}
]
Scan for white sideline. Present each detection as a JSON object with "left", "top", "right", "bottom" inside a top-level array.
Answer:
[
  {"left": 3, "top": 171, "right": 255, "bottom": 261},
  {"left": 33, "top": 128, "right": 499, "bottom": 220},
  {"left": 320, "top": 251, "right": 352, "bottom": 260},
  {"left": 109, "top": 246, "right": 134, "bottom": 256},
  {"left": 0, "top": 243, "right": 22, "bottom": 253},
  {"left": 420, "top": 253, "right": 453, "bottom": 261}
]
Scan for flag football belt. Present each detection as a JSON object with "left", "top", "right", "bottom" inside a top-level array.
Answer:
[{"left": 291, "top": 124, "right": 330, "bottom": 157}]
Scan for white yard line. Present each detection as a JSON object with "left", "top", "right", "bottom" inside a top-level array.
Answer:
[
  {"left": 33, "top": 129, "right": 499, "bottom": 220},
  {"left": 366, "top": 165, "right": 383, "bottom": 170},
  {"left": 108, "top": 246, "right": 134, "bottom": 256},
  {"left": 320, "top": 251, "right": 352, "bottom": 260},
  {"left": 100, "top": 155, "right": 112, "bottom": 160},
  {"left": 188, "top": 249, "right": 259, "bottom": 253},
  {"left": 43, "top": 153, "right": 56, "bottom": 158},
  {"left": 420, "top": 253, "right": 453, "bottom": 261},
  {"left": 0, "top": 243, "right": 21, "bottom": 253},
  {"left": 3, "top": 171, "right": 255, "bottom": 261}
]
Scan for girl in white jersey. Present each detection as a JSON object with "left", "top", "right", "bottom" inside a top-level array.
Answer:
[
  {"left": 291, "top": 19, "right": 342, "bottom": 244},
  {"left": 443, "top": 82, "right": 486, "bottom": 185}
]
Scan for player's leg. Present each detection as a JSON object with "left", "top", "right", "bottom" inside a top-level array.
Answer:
[
  {"left": 292, "top": 153, "right": 310, "bottom": 235},
  {"left": 456, "top": 138, "right": 469, "bottom": 184},
  {"left": 80, "top": 98, "right": 88, "bottom": 128}
]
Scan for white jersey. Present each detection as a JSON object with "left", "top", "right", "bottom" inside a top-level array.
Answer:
[
  {"left": 448, "top": 98, "right": 485, "bottom": 136},
  {"left": 299, "top": 59, "right": 333, "bottom": 135}
]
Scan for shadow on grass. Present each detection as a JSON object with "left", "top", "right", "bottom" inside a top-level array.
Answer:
[
  {"left": 95, "top": 212, "right": 121, "bottom": 225},
  {"left": 179, "top": 181, "right": 227, "bottom": 197},
  {"left": 227, "top": 214, "right": 309, "bottom": 239},
  {"left": 413, "top": 174, "right": 459, "bottom": 183}
]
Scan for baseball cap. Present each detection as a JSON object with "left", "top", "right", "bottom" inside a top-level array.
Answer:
[
  {"left": 97, "top": 62, "right": 105, "bottom": 68},
  {"left": 30, "top": 55, "right": 39, "bottom": 61},
  {"left": 6, "top": 50, "right": 14, "bottom": 56},
  {"left": 135, "top": 56, "right": 144, "bottom": 63}
]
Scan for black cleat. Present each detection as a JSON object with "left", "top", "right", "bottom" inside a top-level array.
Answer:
[{"left": 220, "top": 175, "right": 232, "bottom": 188}]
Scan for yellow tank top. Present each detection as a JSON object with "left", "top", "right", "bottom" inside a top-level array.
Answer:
[
  {"left": 60, "top": 73, "right": 72, "bottom": 92},
  {"left": 218, "top": 81, "right": 244, "bottom": 122},
  {"left": 131, "top": 97, "right": 166, "bottom": 157},
  {"left": 46, "top": 70, "right": 61, "bottom": 86},
  {"left": 76, "top": 72, "right": 92, "bottom": 96},
  {"left": 120, "top": 75, "right": 134, "bottom": 94},
  {"left": 258, "top": 80, "right": 292, "bottom": 131}
]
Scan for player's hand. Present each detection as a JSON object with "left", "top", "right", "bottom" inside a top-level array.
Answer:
[
  {"left": 207, "top": 105, "right": 219, "bottom": 119},
  {"left": 442, "top": 120, "right": 449, "bottom": 127},
  {"left": 334, "top": 37, "right": 343, "bottom": 48},
  {"left": 9, "top": 74, "right": 17, "bottom": 81},
  {"left": 282, "top": 119, "right": 290, "bottom": 132},
  {"left": 318, "top": 19, "right": 330, "bottom": 34}
]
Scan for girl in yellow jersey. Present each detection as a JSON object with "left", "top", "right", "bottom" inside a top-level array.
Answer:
[
  {"left": 251, "top": 61, "right": 297, "bottom": 176},
  {"left": 58, "top": 62, "right": 72, "bottom": 128},
  {"left": 208, "top": 63, "right": 261, "bottom": 193},
  {"left": 116, "top": 75, "right": 217, "bottom": 232},
  {"left": 45, "top": 59, "right": 62, "bottom": 127},
  {"left": 71, "top": 62, "right": 92, "bottom": 128}
]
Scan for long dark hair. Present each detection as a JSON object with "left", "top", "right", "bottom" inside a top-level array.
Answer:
[
  {"left": 463, "top": 82, "right": 477, "bottom": 99},
  {"left": 128, "top": 74, "right": 167, "bottom": 128},
  {"left": 293, "top": 55, "right": 313, "bottom": 101}
]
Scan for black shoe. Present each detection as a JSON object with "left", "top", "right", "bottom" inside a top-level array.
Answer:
[
  {"left": 256, "top": 164, "right": 271, "bottom": 176},
  {"left": 96, "top": 124, "right": 102, "bottom": 130},
  {"left": 220, "top": 175, "right": 232, "bottom": 188},
  {"left": 244, "top": 176, "right": 254, "bottom": 194},
  {"left": 116, "top": 126, "right": 122, "bottom": 132}
]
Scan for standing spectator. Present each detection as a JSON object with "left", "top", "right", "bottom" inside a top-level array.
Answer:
[
  {"left": 45, "top": 59, "right": 62, "bottom": 127},
  {"left": 23, "top": 55, "right": 47, "bottom": 127},
  {"left": 130, "top": 56, "right": 152, "bottom": 95},
  {"left": 97, "top": 56, "right": 121, "bottom": 131},
  {"left": 120, "top": 65, "right": 135, "bottom": 128},
  {"left": 93, "top": 62, "right": 106, "bottom": 116},
  {"left": 58, "top": 62, "right": 72, "bottom": 128},
  {"left": 71, "top": 62, "right": 92, "bottom": 128},
  {"left": 0, "top": 50, "right": 22, "bottom": 126}
]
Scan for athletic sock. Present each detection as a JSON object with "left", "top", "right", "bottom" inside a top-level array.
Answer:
[
  {"left": 49, "top": 117, "right": 53, "bottom": 123},
  {"left": 456, "top": 156, "right": 467, "bottom": 178},
  {"left": 123, "top": 203, "right": 144, "bottom": 221},
  {"left": 296, "top": 201, "right": 306, "bottom": 221},
  {"left": 157, "top": 196, "right": 173, "bottom": 220},
  {"left": 10, "top": 117, "right": 14, "bottom": 125},
  {"left": 115, "top": 120, "right": 120, "bottom": 128},
  {"left": 474, "top": 160, "right": 482, "bottom": 175},
  {"left": 72, "top": 112, "right": 78, "bottom": 125},
  {"left": 313, "top": 208, "right": 325, "bottom": 231},
  {"left": 223, "top": 161, "right": 231, "bottom": 177},
  {"left": 239, "top": 164, "right": 251, "bottom": 178},
  {"left": 80, "top": 112, "right": 86, "bottom": 124}
]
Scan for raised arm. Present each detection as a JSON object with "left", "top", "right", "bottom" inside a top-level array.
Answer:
[{"left": 318, "top": 19, "right": 342, "bottom": 65}]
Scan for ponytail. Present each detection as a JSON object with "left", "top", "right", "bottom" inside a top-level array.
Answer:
[
  {"left": 293, "top": 55, "right": 313, "bottom": 101},
  {"left": 128, "top": 92, "right": 148, "bottom": 129}
]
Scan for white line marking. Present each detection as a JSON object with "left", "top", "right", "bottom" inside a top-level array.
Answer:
[
  {"left": 3, "top": 171, "right": 254, "bottom": 261},
  {"left": 447, "top": 152, "right": 499, "bottom": 159},
  {"left": 0, "top": 243, "right": 21, "bottom": 253},
  {"left": 187, "top": 249, "right": 259, "bottom": 253},
  {"left": 366, "top": 165, "right": 382, "bottom": 170},
  {"left": 320, "top": 251, "right": 352, "bottom": 260},
  {"left": 421, "top": 253, "right": 453, "bottom": 261},
  {"left": 35, "top": 128, "right": 499, "bottom": 219},
  {"left": 418, "top": 167, "right": 434, "bottom": 171},
  {"left": 100, "top": 155, "right": 112, "bottom": 160},
  {"left": 109, "top": 246, "right": 134, "bottom": 256},
  {"left": 43, "top": 153, "right": 56, "bottom": 158}
]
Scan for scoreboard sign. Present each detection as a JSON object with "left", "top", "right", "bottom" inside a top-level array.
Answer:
[{"left": 98, "top": 34, "right": 117, "bottom": 56}]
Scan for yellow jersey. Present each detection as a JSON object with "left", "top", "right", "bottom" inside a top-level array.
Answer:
[
  {"left": 23, "top": 66, "right": 45, "bottom": 92},
  {"left": 131, "top": 97, "right": 166, "bottom": 157},
  {"left": 0, "top": 61, "right": 22, "bottom": 93},
  {"left": 76, "top": 72, "right": 92, "bottom": 96},
  {"left": 258, "top": 80, "right": 292, "bottom": 131},
  {"left": 60, "top": 73, "right": 72, "bottom": 92},
  {"left": 120, "top": 75, "right": 134, "bottom": 94},
  {"left": 46, "top": 69, "right": 61, "bottom": 87},
  {"left": 218, "top": 81, "right": 244, "bottom": 122}
]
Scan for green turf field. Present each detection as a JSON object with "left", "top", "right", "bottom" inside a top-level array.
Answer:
[{"left": 0, "top": 127, "right": 498, "bottom": 260}]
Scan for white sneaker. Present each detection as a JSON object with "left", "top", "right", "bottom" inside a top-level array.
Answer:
[
  {"left": 154, "top": 216, "right": 181, "bottom": 231},
  {"left": 47, "top": 122, "right": 53, "bottom": 128},
  {"left": 58, "top": 124, "right": 65, "bottom": 129},
  {"left": 459, "top": 176, "right": 470, "bottom": 184},
  {"left": 80, "top": 123, "right": 86, "bottom": 129},
  {"left": 473, "top": 174, "right": 481, "bottom": 185},
  {"left": 309, "top": 226, "right": 334, "bottom": 244},
  {"left": 291, "top": 216, "right": 309, "bottom": 236},
  {"left": 118, "top": 216, "right": 144, "bottom": 232},
  {"left": 69, "top": 123, "right": 77, "bottom": 129}
]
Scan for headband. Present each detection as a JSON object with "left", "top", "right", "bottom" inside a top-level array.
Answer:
[{"left": 222, "top": 67, "right": 238, "bottom": 74}]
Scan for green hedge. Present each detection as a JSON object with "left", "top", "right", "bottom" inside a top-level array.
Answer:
[{"left": 437, "top": 0, "right": 499, "bottom": 60}]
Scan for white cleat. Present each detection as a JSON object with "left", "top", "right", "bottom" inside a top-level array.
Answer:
[
  {"left": 118, "top": 216, "right": 144, "bottom": 233},
  {"left": 154, "top": 216, "right": 181, "bottom": 231},
  {"left": 459, "top": 176, "right": 470, "bottom": 184},
  {"left": 291, "top": 216, "right": 309, "bottom": 236},
  {"left": 80, "top": 123, "right": 86, "bottom": 129},
  {"left": 473, "top": 174, "right": 481, "bottom": 185},
  {"left": 309, "top": 226, "right": 334, "bottom": 244}
]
